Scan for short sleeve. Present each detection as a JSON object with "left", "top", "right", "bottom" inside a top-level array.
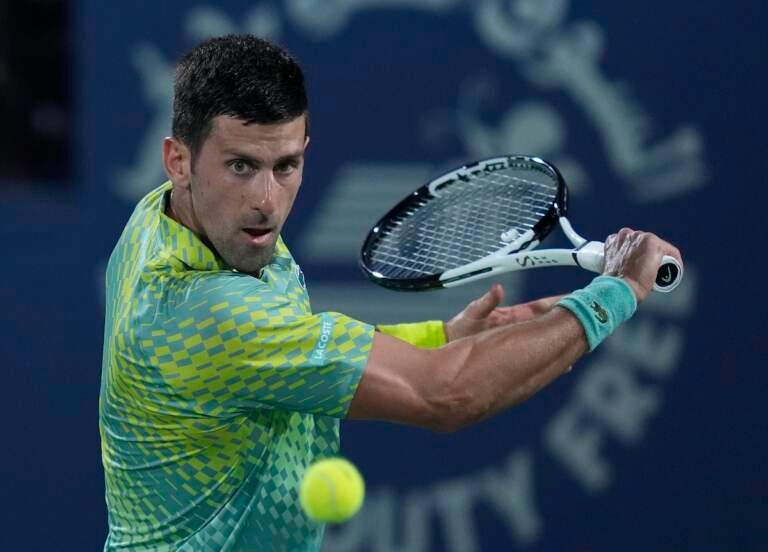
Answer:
[{"left": 136, "top": 271, "right": 374, "bottom": 418}]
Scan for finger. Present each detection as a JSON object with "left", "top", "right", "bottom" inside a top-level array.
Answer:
[
  {"left": 491, "top": 303, "right": 535, "bottom": 324},
  {"left": 488, "top": 307, "right": 518, "bottom": 325},
  {"left": 617, "top": 227, "right": 634, "bottom": 246},
  {"left": 659, "top": 240, "right": 683, "bottom": 265},
  {"left": 466, "top": 284, "right": 504, "bottom": 318},
  {"left": 669, "top": 245, "right": 683, "bottom": 264},
  {"left": 606, "top": 227, "right": 634, "bottom": 248},
  {"left": 491, "top": 283, "right": 505, "bottom": 306}
]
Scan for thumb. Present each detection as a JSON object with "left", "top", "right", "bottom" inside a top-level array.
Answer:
[{"left": 466, "top": 284, "right": 504, "bottom": 318}]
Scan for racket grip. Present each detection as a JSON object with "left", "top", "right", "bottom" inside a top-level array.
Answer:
[{"left": 575, "top": 242, "right": 683, "bottom": 293}]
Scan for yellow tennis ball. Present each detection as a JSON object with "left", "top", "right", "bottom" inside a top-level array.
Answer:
[{"left": 300, "top": 457, "right": 365, "bottom": 523}]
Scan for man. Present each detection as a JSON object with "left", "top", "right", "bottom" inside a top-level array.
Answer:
[{"left": 99, "top": 35, "right": 682, "bottom": 551}]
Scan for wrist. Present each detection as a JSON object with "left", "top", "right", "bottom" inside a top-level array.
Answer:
[
  {"left": 556, "top": 275, "right": 637, "bottom": 351},
  {"left": 613, "top": 274, "right": 646, "bottom": 303}
]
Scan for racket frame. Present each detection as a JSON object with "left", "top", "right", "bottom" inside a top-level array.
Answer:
[
  {"left": 360, "top": 156, "right": 568, "bottom": 291},
  {"left": 360, "top": 155, "right": 682, "bottom": 293}
]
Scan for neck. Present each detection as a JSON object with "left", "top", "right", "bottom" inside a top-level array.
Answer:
[
  {"left": 166, "top": 188, "right": 198, "bottom": 233},
  {"left": 165, "top": 189, "right": 179, "bottom": 222}
]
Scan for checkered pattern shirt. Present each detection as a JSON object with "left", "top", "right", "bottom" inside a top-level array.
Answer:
[{"left": 100, "top": 182, "right": 373, "bottom": 551}]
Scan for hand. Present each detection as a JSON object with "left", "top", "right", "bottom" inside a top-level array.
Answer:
[
  {"left": 444, "top": 284, "right": 563, "bottom": 342},
  {"left": 603, "top": 228, "right": 683, "bottom": 303}
]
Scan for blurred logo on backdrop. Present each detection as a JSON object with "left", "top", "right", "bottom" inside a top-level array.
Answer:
[{"left": 115, "top": 1, "right": 705, "bottom": 550}]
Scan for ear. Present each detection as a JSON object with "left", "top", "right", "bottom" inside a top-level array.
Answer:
[{"left": 163, "top": 137, "right": 192, "bottom": 190}]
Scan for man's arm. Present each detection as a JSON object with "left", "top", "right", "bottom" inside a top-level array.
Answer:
[
  {"left": 349, "top": 306, "right": 585, "bottom": 432},
  {"left": 348, "top": 228, "right": 682, "bottom": 432}
]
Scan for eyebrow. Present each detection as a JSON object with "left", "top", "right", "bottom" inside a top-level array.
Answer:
[{"left": 222, "top": 149, "right": 305, "bottom": 165}]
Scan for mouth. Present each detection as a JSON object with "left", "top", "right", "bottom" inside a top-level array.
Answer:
[{"left": 242, "top": 227, "right": 275, "bottom": 246}]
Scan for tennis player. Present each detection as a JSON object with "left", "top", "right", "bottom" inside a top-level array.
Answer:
[{"left": 99, "top": 35, "right": 682, "bottom": 551}]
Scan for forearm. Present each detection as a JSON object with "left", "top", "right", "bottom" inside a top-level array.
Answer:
[
  {"left": 353, "top": 305, "right": 588, "bottom": 431},
  {"left": 352, "top": 278, "right": 634, "bottom": 431},
  {"left": 432, "top": 306, "right": 587, "bottom": 430}
]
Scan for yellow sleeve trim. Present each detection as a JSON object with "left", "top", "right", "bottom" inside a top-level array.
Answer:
[{"left": 376, "top": 320, "right": 447, "bottom": 348}]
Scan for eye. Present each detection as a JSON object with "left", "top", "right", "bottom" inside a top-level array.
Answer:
[
  {"left": 229, "top": 159, "right": 253, "bottom": 176},
  {"left": 275, "top": 160, "right": 299, "bottom": 176}
]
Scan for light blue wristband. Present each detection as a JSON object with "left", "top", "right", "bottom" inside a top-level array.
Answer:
[{"left": 556, "top": 275, "right": 638, "bottom": 351}]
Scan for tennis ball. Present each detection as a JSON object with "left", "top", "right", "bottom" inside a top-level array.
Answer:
[{"left": 299, "top": 457, "right": 365, "bottom": 523}]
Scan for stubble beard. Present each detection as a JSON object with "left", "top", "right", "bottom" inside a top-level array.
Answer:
[{"left": 214, "top": 231, "right": 277, "bottom": 276}]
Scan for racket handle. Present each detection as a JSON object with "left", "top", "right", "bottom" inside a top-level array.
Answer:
[
  {"left": 575, "top": 242, "right": 683, "bottom": 293},
  {"left": 654, "top": 256, "right": 683, "bottom": 293}
]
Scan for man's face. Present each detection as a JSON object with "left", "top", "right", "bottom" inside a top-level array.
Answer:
[{"left": 187, "top": 115, "right": 308, "bottom": 275}]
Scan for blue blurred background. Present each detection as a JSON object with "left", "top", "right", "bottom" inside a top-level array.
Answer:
[{"left": 1, "top": 1, "right": 765, "bottom": 550}]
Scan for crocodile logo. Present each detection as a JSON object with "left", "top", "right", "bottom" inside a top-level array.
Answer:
[{"left": 590, "top": 301, "right": 609, "bottom": 324}]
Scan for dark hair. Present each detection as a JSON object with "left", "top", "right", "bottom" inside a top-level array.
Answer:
[{"left": 172, "top": 35, "right": 308, "bottom": 161}]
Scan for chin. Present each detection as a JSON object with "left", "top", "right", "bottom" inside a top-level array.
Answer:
[{"left": 230, "top": 249, "right": 275, "bottom": 275}]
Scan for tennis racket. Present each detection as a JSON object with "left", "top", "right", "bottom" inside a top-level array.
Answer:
[{"left": 359, "top": 155, "right": 682, "bottom": 292}]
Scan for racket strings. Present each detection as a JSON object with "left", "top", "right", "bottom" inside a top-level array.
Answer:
[
  {"left": 373, "top": 174, "right": 553, "bottom": 274},
  {"left": 367, "top": 169, "right": 558, "bottom": 277}
]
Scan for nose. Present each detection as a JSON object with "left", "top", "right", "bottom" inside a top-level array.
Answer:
[{"left": 249, "top": 172, "right": 277, "bottom": 215}]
